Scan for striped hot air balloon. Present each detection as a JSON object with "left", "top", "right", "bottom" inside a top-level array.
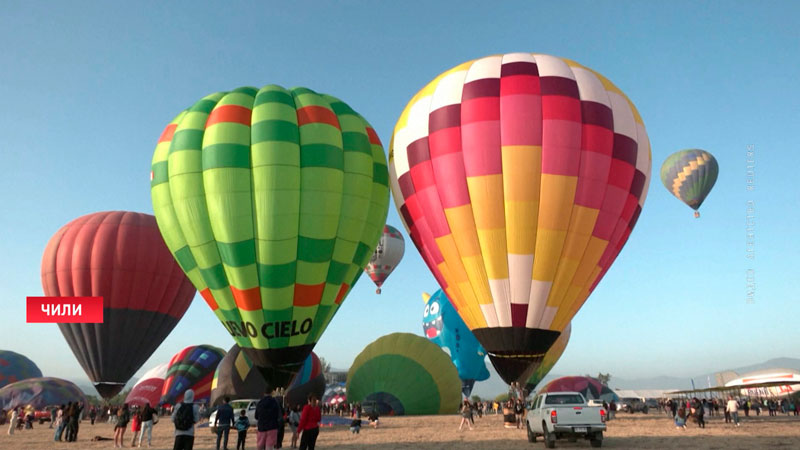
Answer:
[
  {"left": 347, "top": 333, "right": 461, "bottom": 415},
  {"left": 161, "top": 345, "right": 225, "bottom": 405},
  {"left": 389, "top": 53, "right": 651, "bottom": 384},
  {"left": 41, "top": 211, "right": 196, "bottom": 399},
  {"left": 660, "top": 149, "right": 718, "bottom": 218},
  {"left": 150, "top": 85, "right": 390, "bottom": 388}
]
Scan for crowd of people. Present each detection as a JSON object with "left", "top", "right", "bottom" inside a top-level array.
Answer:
[{"left": 661, "top": 395, "right": 800, "bottom": 429}]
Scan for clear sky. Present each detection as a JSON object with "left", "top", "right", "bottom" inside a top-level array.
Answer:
[{"left": 2, "top": 1, "right": 799, "bottom": 395}]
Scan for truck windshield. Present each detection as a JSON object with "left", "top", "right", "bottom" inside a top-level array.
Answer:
[{"left": 544, "top": 394, "right": 584, "bottom": 405}]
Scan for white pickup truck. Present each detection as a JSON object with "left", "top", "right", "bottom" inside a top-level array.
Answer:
[{"left": 526, "top": 392, "right": 607, "bottom": 448}]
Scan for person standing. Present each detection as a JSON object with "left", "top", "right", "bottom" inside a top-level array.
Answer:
[
  {"left": 130, "top": 409, "right": 142, "bottom": 447},
  {"left": 89, "top": 406, "right": 97, "bottom": 425},
  {"left": 114, "top": 403, "right": 130, "bottom": 448},
  {"left": 53, "top": 404, "right": 65, "bottom": 441},
  {"left": 514, "top": 399, "right": 525, "bottom": 429},
  {"left": 215, "top": 396, "right": 235, "bottom": 450},
  {"left": 172, "top": 389, "right": 201, "bottom": 450},
  {"left": 288, "top": 405, "right": 301, "bottom": 448},
  {"left": 297, "top": 394, "right": 321, "bottom": 450},
  {"left": 139, "top": 402, "right": 156, "bottom": 448},
  {"left": 7, "top": 408, "right": 19, "bottom": 435},
  {"left": 458, "top": 399, "right": 473, "bottom": 431},
  {"left": 726, "top": 396, "right": 740, "bottom": 426},
  {"left": 256, "top": 389, "right": 282, "bottom": 450},
  {"left": 49, "top": 405, "right": 58, "bottom": 429},
  {"left": 235, "top": 409, "right": 250, "bottom": 450}
]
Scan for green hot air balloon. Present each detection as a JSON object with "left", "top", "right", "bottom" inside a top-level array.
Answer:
[
  {"left": 151, "top": 85, "right": 390, "bottom": 388},
  {"left": 660, "top": 149, "right": 719, "bottom": 218},
  {"left": 347, "top": 333, "right": 461, "bottom": 415}
]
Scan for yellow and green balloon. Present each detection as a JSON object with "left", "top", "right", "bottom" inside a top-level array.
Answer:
[{"left": 151, "top": 85, "right": 389, "bottom": 387}]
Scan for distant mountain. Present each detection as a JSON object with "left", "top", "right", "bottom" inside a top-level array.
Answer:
[{"left": 470, "top": 357, "right": 800, "bottom": 399}]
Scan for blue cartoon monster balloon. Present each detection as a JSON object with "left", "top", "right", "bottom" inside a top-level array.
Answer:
[{"left": 422, "top": 290, "right": 490, "bottom": 397}]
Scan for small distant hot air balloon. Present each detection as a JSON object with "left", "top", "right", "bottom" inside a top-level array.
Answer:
[
  {"left": 365, "top": 225, "right": 405, "bottom": 294},
  {"left": 151, "top": 85, "right": 390, "bottom": 388},
  {"left": 0, "top": 350, "right": 43, "bottom": 388},
  {"left": 422, "top": 290, "right": 489, "bottom": 397},
  {"left": 347, "top": 333, "right": 461, "bottom": 415},
  {"left": 389, "top": 53, "right": 651, "bottom": 384},
  {"left": 525, "top": 323, "right": 571, "bottom": 391},
  {"left": 161, "top": 345, "right": 225, "bottom": 405},
  {"left": 41, "top": 211, "right": 196, "bottom": 399},
  {"left": 660, "top": 149, "right": 718, "bottom": 218}
]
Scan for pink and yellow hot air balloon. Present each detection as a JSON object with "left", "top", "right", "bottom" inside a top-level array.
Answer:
[{"left": 389, "top": 53, "right": 651, "bottom": 384}]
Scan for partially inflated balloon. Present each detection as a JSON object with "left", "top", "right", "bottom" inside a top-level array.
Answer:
[
  {"left": 284, "top": 352, "right": 325, "bottom": 408},
  {"left": 151, "top": 85, "right": 390, "bottom": 387},
  {"left": 161, "top": 345, "right": 225, "bottom": 405},
  {"left": 364, "top": 225, "right": 405, "bottom": 294},
  {"left": 390, "top": 53, "right": 651, "bottom": 383},
  {"left": 347, "top": 333, "right": 461, "bottom": 415},
  {"left": 210, "top": 345, "right": 268, "bottom": 407},
  {"left": 660, "top": 149, "right": 718, "bottom": 218},
  {"left": 0, "top": 377, "right": 87, "bottom": 410},
  {"left": 126, "top": 363, "right": 169, "bottom": 408},
  {"left": 525, "top": 323, "right": 571, "bottom": 391},
  {"left": 0, "top": 350, "right": 43, "bottom": 388},
  {"left": 539, "top": 376, "right": 617, "bottom": 402},
  {"left": 41, "top": 211, "right": 196, "bottom": 398},
  {"left": 422, "top": 291, "right": 489, "bottom": 397}
]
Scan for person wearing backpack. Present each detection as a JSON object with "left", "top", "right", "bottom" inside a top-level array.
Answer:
[{"left": 171, "top": 389, "right": 200, "bottom": 450}]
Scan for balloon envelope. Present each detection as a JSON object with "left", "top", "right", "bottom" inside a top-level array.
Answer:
[
  {"left": 284, "top": 352, "right": 325, "bottom": 408},
  {"left": 525, "top": 323, "right": 571, "bottom": 391},
  {"left": 364, "top": 225, "right": 405, "bottom": 293},
  {"left": 161, "top": 345, "right": 225, "bottom": 405},
  {"left": 210, "top": 344, "right": 269, "bottom": 407},
  {"left": 126, "top": 363, "right": 169, "bottom": 408},
  {"left": 0, "top": 350, "right": 43, "bottom": 388},
  {"left": 422, "top": 290, "right": 489, "bottom": 397},
  {"left": 151, "top": 85, "right": 390, "bottom": 388},
  {"left": 347, "top": 333, "right": 461, "bottom": 415},
  {"left": 660, "top": 149, "right": 718, "bottom": 213},
  {"left": 539, "top": 376, "right": 617, "bottom": 402},
  {"left": 389, "top": 53, "right": 651, "bottom": 384},
  {"left": 0, "top": 377, "right": 87, "bottom": 410}
]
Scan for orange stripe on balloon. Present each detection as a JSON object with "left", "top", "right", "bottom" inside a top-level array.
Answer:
[
  {"left": 294, "top": 283, "right": 325, "bottom": 306},
  {"left": 334, "top": 284, "right": 349, "bottom": 304},
  {"left": 366, "top": 127, "right": 382, "bottom": 146},
  {"left": 231, "top": 286, "right": 262, "bottom": 311},
  {"left": 199, "top": 289, "right": 219, "bottom": 311},
  {"left": 297, "top": 106, "right": 341, "bottom": 130},
  {"left": 158, "top": 124, "right": 177, "bottom": 143},
  {"left": 206, "top": 104, "right": 252, "bottom": 127}
]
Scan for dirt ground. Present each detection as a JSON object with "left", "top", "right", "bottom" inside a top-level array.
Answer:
[{"left": 2, "top": 411, "right": 799, "bottom": 449}]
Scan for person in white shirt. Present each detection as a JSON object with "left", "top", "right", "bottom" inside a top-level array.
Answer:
[{"left": 726, "top": 396, "right": 740, "bottom": 426}]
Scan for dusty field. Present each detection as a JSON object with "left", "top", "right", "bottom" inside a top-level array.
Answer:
[{"left": 2, "top": 412, "right": 800, "bottom": 449}]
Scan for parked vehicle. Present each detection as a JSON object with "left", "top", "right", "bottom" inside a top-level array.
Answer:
[
  {"left": 208, "top": 399, "right": 257, "bottom": 433},
  {"left": 526, "top": 392, "right": 607, "bottom": 448},
  {"left": 618, "top": 397, "right": 648, "bottom": 413}
]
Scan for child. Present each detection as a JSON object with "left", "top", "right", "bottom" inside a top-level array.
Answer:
[
  {"left": 234, "top": 409, "right": 249, "bottom": 450},
  {"left": 349, "top": 417, "right": 362, "bottom": 434},
  {"left": 130, "top": 410, "right": 141, "bottom": 447},
  {"left": 288, "top": 405, "right": 301, "bottom": 448}
]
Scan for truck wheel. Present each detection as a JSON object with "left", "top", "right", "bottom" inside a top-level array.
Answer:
[
  {"left": 527, "top": 422, "right": 536, "bottom": 443},
  {"left": 590, "top": 432, "right": 603, "bottom": 448},
  {"left": 643, "top": 407, "right": 649, "bottom": 414},
  {"left": 543, "top": 424, "right": 556, "bottom": 449}
]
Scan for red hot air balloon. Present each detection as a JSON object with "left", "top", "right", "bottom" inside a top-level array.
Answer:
[{"left": 41, "top": 211, "right": 196, "bottom": 399}]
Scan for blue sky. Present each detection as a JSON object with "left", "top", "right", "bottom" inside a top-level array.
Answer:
[{"left": 2, "top": 1, "right": 799, "bottom": 395}]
